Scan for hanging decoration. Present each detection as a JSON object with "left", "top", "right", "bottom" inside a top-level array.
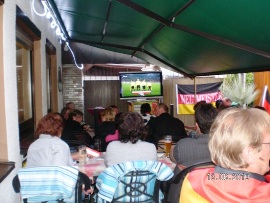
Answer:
[{"left": 31, "top": 0, "right": 83, "bottom": 69}]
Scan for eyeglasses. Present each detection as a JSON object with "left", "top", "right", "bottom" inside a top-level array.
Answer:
[{"left": 261, "top": 143, "right": 270, "bottom": 147}]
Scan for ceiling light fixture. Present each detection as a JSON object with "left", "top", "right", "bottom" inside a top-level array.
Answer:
[{"left": 31, "top": 0, "right": 83, "bottom": 70}]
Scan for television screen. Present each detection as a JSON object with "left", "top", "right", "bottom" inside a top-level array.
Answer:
[{"left": 119, "top": 71, "right": 163, "bottom": 100}]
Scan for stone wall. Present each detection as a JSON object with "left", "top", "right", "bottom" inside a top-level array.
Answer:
[{"left": 62, "top": 65, "right": 84, "bottom": 112}]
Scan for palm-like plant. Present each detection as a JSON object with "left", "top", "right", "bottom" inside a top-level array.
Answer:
[{"left": 220, "top": 76, "right": 259, "bottom": 107}]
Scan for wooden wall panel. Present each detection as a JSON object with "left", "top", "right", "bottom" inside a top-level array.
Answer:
[
  {"left": 83, "top": 80, "right": 129, "bottom": 126},
  {"left": 83, "top": 77, "right": 223, "bottom": 126}
]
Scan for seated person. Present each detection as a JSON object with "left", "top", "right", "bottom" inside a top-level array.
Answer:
[
  {"left": 167, "top": 103, "right": 218, "bottom": 203},
  {"left": 60, "top": 106, "right": 71, "bottom": 123},
  {"left": 184, "top": 100, "right": 206, "bottom": 134},
  {"left": 66, "top": 101, "right": 75, "bottom": 110},
  {"left": 96, "top": 107, "right": 116, "bottom": 152},
  {"left": 105, "top": 112, "right": 122, "bottom": 143},
  {"left": 146, "top": 103, "right": 187, "bottom": 148},
  {"left": 61, "top": 109, "right": 94, "bottom": 145},
  {"left": 140, "top": 103, "right": 155, "bottom": 125},
  {"left": 27, "top": 113, "right": 92, "bottom": 195},
  {"left": 27, "top": 113, "right": 74, "bottom": 167},
  {"left": 218, "top": 97, "right": 232, "bottom": 112},
  {"left": 180, "top": 107, "right": 270, "bottom": 203},
  {"left": 108, "top": 104, "right": 119, "bottom": 115},
  {"left": 105, "top": 112, "right": 157, "bottom": 167}
]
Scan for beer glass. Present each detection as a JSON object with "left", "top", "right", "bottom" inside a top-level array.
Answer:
[
  {"left": 78, "top": 145, "right": 87, "bottom": 165},
  {"left": 164, "top": 135, "right": 172, "bottom": 158}
]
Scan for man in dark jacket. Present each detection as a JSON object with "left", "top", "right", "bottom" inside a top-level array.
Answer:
[{"left": 146, "top": 103, "right": 187, "bottom": 148}]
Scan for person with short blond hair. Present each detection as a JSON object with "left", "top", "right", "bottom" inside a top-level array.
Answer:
[
  {"left": 180, "top": 108, "right": 270, "bottom": 203},
  {"left": 100, "top": 107, "right": 116, "bottom": 121},
  {"left": 97, "top": 107, "right": 117, "bottom": 151}
]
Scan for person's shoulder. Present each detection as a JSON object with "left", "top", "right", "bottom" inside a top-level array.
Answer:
[
  {"left": 53, "top": 136, "right": 69, "bottom": 147},
  {"left": 107, "top": 140, "right": 121, "bottom": 148},
  {"left": 140, "top": 140, "right": 156, "bottom": 148},
  {"left": 175, "top": 135, "right": 208, "bottom": 147},
  {"left": 175, "top": 137, "right": 196, "bottom": 145},
  {"left": 146, "top": 116, "right": 157, "bottom": 125},
  {"left": 173, "top": 116, "right": 185, "bottom": 125}
]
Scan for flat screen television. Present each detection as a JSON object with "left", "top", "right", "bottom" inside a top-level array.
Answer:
[{"left": 119, "top": 71, "right": 163, "bottom": 100}]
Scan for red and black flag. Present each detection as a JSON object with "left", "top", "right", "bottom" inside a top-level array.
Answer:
[
  {"left": 176, "top": 82, "right": 222, "bottom": 114},
  {"left": 262, "top": 86, "right": 270, "bottom": 113}
]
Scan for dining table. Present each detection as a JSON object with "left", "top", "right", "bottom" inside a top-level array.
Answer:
[{"left": 74, "top": 152, "right": 176, "bottom": 181}]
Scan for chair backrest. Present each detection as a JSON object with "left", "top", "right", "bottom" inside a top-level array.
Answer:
[
  {"left": 173, "top": 161, "right": 215, "bottom": 186},
  {"left": 168, "top": 161, "right": 215, "bottom": 203},
  {"left": 96, "top": 160, "right": 174, "bottom": 203},
  {"left": 113, "top": 170, "right": 159, "bottom": 203},
  {"left": 12, "top": 166, "right": 91, "bottom": 203}
]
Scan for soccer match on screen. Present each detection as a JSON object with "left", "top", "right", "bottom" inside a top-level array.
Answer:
[{"left": 120, "top": 72, "right": 162, "bottom": 98}]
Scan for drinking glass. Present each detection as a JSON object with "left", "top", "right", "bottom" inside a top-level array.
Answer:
[
  {"left": 164, "top": 135, "right": 172, "bottom": 158},
  {"left": 78, "top": 145, "right": 87, "bottom": 165},
  {"left": 94, "top": 139, "right": 102, "bottom": 152}
]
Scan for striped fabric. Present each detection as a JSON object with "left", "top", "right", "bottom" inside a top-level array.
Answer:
[
  {"left": 96, "top": 160, "right": 173, "bottom": 203},
  {"left": 17, "top": 166, "right": 79, "bottom": 203}
]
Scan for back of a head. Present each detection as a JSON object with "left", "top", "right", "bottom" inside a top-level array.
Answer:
[
  {"left": 118, "top": 112, "right": 146, "bottom": 144},
  {"left": 108, "top": 105, "right": 119, "bottom": 114},
  {"left": 215, "top": 99, "right": 223, "bottom": 109},
  {"left": 68, "top": 109, "right": 83, "bottom": 119},
  {"left": 101, "top": 107, "right": 116, "bottom": 121},
  {"left": 140, "top": 103, "right": 151, "bottom": 114},
  {"left": 195, "top": 103, "right": 218, "bottom": 134},
  {"left": 158, "top": 103, "right": 168, "bottom": 113},
  {"left": 209, "top": 107, "right": 270, "bottom": 169},
  {"left": 35, "top": 113, "right": 64, "bottom": 138},
  {"left": 193, "top": 100, "right": 206, "bottom": 111},
  {"left": 66, "top": 102, "right": 75, "bottom": 110}
]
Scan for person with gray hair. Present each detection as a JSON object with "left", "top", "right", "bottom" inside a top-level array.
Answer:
[
  {"left": 146, "top": 103, "right": 187, "bottom": 148},
  {"left": 180, "top": 107, "right": 270, "bottom": 203}
]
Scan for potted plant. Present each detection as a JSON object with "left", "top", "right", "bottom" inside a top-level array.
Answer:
[{"left": 219, "top": 74, "right": 259, "bottom": 108}]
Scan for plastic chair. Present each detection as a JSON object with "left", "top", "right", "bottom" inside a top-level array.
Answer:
[
  {"left": 95, "top": 160, "right": 174, "bottom": 203},
  {"left": 12, "top": 166, "right": 91, "bottom": 203}
]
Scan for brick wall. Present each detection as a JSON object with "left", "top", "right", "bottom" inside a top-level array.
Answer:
[{"left": 62, "top": 65, "right": 83, "bottom": 112}]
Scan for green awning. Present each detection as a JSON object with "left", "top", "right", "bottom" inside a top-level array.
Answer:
[{"left": 46, "top": 0, "right": 270, "bottom": 77}]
